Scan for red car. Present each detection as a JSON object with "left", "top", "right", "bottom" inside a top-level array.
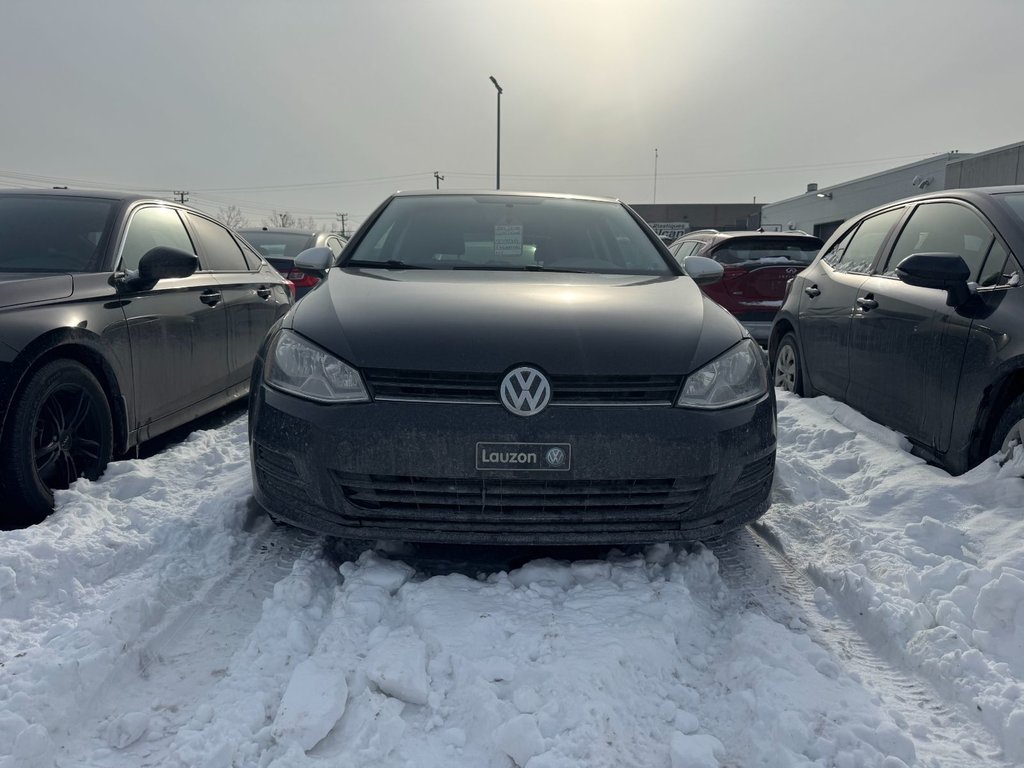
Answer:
[{"left": 668, "top": 230, "right": 823, "bottom": 343}]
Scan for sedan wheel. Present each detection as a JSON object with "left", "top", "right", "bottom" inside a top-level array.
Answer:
[
  {"left": 0, "top": 360, "right": 113, "bottom": 525},
  {"left": 991, "top": 393, "right": 1024, "bottom": 461},
  {"left": 773, "top": 334, "right": 803, "bottom": 395}
]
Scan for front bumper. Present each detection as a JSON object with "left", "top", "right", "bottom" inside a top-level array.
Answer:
[{"left": 249, "top": 385, "right": 776, "bottom": 545}]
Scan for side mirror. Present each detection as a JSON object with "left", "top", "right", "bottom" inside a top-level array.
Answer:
[
  {"left": 139, "top": 246, "right": 198, "bottom": 281},
  {"left": 293, "top": 246, "right": 334, "bottom": 279},
  {"left": 682, "top": 255, "right": 724, "bottom": 286},
  {"left": 119, "top": 246, "right": 198, "bottom": 291},
  {"left": 895, "top": 252, "right": 972, "bottom": 306}
]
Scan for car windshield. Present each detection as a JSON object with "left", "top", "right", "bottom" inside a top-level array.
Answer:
[
  {"left": 343, "top": 195, "right": 674, "bottom": 275},
  {"left": 712, "top": 237, "right": 823, "bottom": 266},
  {"left": 239, "top": 231, "right": 316, "bottom": 261},
  {"left": 0, "top": 196, "right": 117, "bottom": 273}
]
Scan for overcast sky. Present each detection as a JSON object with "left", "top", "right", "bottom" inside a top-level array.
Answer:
[{"left": 1, "top": 0, "right": 1021, "bottom": 230}]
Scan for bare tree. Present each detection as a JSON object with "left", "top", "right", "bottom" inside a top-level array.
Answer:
[
  {"left": 216, "top": 205, "right": 249, "bottom": 230},
  {"left": 264, "top": 210, "right": 296, "bottom": 228},
  {"left": 295, "top": 215, "right": 319, "bottom": 230}
]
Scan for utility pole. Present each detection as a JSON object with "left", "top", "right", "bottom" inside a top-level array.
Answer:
[
  {"left": 653, "top": 149, "right": 658, "bottom": 204},
  {"left": 173, "top": 190, "right": 189, "bottom": 204},
  {"left": 434, "top": 171, "right": 445, "bottom": 189},
  {"left": 489, "top": 76, "right": 503, "bottom": 190},
  {"left": 335, "top": 212, "right": 348, "bottom": 237}
]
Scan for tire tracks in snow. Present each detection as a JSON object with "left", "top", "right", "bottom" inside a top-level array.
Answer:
[
  {"left": 710, "top": 524, "right": 1010, "bottom": 768},
  {"left": 54, "top": 508, "right": 322, "bottom": 767}
]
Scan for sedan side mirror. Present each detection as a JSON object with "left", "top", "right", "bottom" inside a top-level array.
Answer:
[
  {"left": 294, "top": 247, "right": 335, "bottom": 279},
  {"left": 895, "top": 252, "right": 973, "bottom": 307},
  {"left": 682, "top": 255, "right": 724, "bottom": 286},
  {"left": 119, "top": 246, "right": 198, "bottom": 292}
]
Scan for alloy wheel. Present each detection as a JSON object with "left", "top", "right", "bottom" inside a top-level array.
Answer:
[
  {"left": 33, "top": 383, "right": 104, "bottom": 491},
  {"left": 774, "top": 344, "right": 797, "bottom": 392}
]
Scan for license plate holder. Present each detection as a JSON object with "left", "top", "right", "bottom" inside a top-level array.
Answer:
[{"left": 476, "top": 442, "right": 571, "bottom": 471}]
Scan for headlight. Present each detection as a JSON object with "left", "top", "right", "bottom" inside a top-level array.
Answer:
[
  {"left": 677, "top": 338, "right": 767, "bottom": 409},
  {"left": 264, "top": 329, "right": 369, "bottom": 403}
]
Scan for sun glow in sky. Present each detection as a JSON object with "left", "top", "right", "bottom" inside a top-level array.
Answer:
[{"left": 1, "top": 0, "right": 1021, "bottom": 230}]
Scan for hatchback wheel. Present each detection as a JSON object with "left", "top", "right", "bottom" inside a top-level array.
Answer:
[
  {"left": 773, "top": 333, "right": 803, "bottom": 395},
  {"left": 0, "top": 360, "right": 113, "bottom": 525}
]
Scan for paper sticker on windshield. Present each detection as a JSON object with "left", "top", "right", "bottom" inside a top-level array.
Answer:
[{"left": 494, "top": 225, "right": 523, "bottom": 257}]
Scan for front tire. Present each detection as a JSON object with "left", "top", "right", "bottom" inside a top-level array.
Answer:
[
  {"left": 772, "top": 333, "right": 804, "bottom": 395},
  {"left": 989, "top": 393, "right": 1024, "bottom": 461},
  {"left": 0, "top": 360, "right": 114, "bottom": 525}
]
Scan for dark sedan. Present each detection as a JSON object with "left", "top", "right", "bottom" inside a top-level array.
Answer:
[
  {"left": 238, "top": 228, "right": 347, "bottom": 298},
  {"left": 0, "top": 189, "right": 292, "bottom": 523},
  {"left": 249, "top": 191, "right": 776, "bottom": 545},
  {"left": 769, "top": 186, "right": 1024, "bottom": 475}
]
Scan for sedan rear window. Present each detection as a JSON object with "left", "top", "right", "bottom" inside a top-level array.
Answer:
[
  {"left": 0, "top": 196, "right": 117, "bottom": 273},
  {"left": 240, "top": 231, "right": 317, "bottom": 260},
  {"left": 344, "top": 195, "right": 674, "bottom": 275}
]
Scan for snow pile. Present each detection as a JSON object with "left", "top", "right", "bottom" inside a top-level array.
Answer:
[{"left": 770, "top": 393, "right": 1024, "bottom": 761}]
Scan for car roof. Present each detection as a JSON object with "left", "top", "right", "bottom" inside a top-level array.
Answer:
[
  {"left": 0, "top": 187, "right": 154, "bottom": 203},
  {"left": 238, "top": 227, "right": 320, "bottom": 236},
  {"left": 391, "top": 189, "right": 621, "bottom": 204}
]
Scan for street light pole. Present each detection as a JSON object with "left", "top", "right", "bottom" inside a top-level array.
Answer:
[
  {"left": 489, "top": 76, "right": 503, "bottom": 190},
  {"left": 653, "top": 148, "right": 658, "bottom": 203}
]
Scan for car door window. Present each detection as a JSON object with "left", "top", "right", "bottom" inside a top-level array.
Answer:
[
  {"left": 831, "top": 208, "right": 904, "bottom": 275},
  {"left": 977, "top": 240, "right": 1021, "bottom": 288},
  {"left": 883, "top": 202, "right": 995, "bottom": 278},
  {"left": 186, "top": 213, "right": 251, "bottom": 272},
  {"left": 119, "top": 206, "right": 195, "bottom": 271}
]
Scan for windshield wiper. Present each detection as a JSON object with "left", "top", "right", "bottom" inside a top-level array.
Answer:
[
  {"left": 344, "top": 259, "right": 432, "bottom": 270},
  {"left": 451, "top": 263, "right": 593, "bottom": 273}
]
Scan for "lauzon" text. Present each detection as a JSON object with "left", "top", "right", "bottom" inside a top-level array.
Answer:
[{"left": 479, "top": 449, "right": 538, "bottom": 465}]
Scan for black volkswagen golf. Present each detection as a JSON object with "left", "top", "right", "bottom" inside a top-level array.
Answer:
[
  {"left": 0, "top": 189, "right": 292, "bottom": 523},
  {"left": 249, "top": 191, "right": 776, "bottom": 545},
  {"left": 770, "top": 186, "right": 1024, "bottom": 475}
]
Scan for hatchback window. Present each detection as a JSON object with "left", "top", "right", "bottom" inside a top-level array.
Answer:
[
  {"left": 711, "top": 237, "right": 822, "bottom": 266},
  {"left": 883, "top": 202, "right": 994, "bottom": 278},
  {"left": 344, "top": 195, "right": 674, "bottom": 275},
  {"left": 830, "top": 207, "right": 904, "bottom": 275},
  {"left": 187, "top": 213, "right": 251, "bottom": 272},
  {"left": 0, "top": 196, "right": 116, "bottom": 273},
  {"left": 119, "top": 206, "right": 195, "bottom": 272}
]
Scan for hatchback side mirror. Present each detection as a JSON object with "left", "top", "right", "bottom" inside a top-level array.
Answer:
[
  {"left": 682, "top": 255, "right": 724, "bottom": 286},
  {"left": 294, "top": 247, "right": 335, "bottom": 279},
  {"left": 895, "top": 252, "right": 973, "bottom": 307}
]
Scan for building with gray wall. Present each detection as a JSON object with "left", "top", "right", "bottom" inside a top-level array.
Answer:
[
  {"left": 946, "top": 141, "right": 1024, "bottom": 188},
  {"left": 759, "top": 153, "right": 963, "bottom": 242}
]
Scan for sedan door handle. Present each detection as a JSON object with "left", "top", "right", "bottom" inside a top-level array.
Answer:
[
  {"left": 256, "top": 286, "right": 272, "bottom": 299},
  {"left": 200, "top": 289, "right": 222, "bottom": 306},
  {"left": 855, "top": 297, "right": 879, "bottom": 311},
  {"left": 804, "top": 285, "right": 821, "bottom": 298}
]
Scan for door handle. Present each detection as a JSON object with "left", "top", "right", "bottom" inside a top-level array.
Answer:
[
  {"left": 804, "top": 285, "right": 821, "bottom": 298},
  {"left": 256, "top": 286, "right": 272, "bottom": 299},
  {"left": 200, "top": 290, "right": 222, "bottom": 306},
  {"left": 855, "top": 297, "right": 879, "bottom": 311}
]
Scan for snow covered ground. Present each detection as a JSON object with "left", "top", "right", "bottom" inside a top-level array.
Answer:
[{"left": 0, "top": 392, "right": 1021, "bottom": 767}]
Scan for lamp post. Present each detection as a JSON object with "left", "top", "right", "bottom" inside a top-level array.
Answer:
[{"left": 489, "top": 76, "right": 503, "bottom": 190}]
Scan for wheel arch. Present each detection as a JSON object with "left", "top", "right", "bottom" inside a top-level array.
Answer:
[
  {"left": 0, "top": 331, "right": 131, "bottom": 457},
  {"left": 971, "top": 363, "right": 1024, "bottom": 466}
]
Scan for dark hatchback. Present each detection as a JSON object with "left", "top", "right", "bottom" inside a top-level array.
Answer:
[
  {"left": 249, "top": 191, "right": 777, "bottom": 545},
  {"left": 668, "top": 231, "right": 823, "bottom": 344},
  {"left": 238, "top": 228, "right": 347, "bottom": 298},
  {"left": 0, "top": 189, "right": 292, "bottom": 523},
  {"left": 770, "top": 186, "right": 1024, "bottom": 475}
]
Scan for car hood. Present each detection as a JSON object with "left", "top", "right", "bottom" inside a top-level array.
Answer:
[
  {"left": 290, "top": 269, "right": 744, "bottom": 375},
  {"left": 0, "top": 273, "right": 74, "bottom": 309}
]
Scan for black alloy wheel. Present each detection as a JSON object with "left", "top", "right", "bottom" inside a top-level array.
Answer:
[
  {"left": 0, "top": 360, "right": 113, "bottom": 525},
  {"left": 990, "top": 393, "right": 1024, "bottom": 465},
  {"left": 772, "top": 333, "right": 804, "bottom": 395}
]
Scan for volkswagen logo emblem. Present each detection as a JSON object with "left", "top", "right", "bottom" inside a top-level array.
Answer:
[
  {"left": 500, "top": 366, "right": 551, "bottom": 416},
  {"left": 545, "top": 447, "right": 567, "bottom": 467}
]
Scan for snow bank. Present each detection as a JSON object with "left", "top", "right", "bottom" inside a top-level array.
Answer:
[{"left": 771, "top": 393, "right": 1024, "bottom": 761}]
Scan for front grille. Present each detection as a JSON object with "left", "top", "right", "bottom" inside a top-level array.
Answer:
[
  {"left": 362, "top": 369, "right": 681, "bottom": 405},
  {"left": 331, "top": 473, "right": 711, "bottom": 531}
]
